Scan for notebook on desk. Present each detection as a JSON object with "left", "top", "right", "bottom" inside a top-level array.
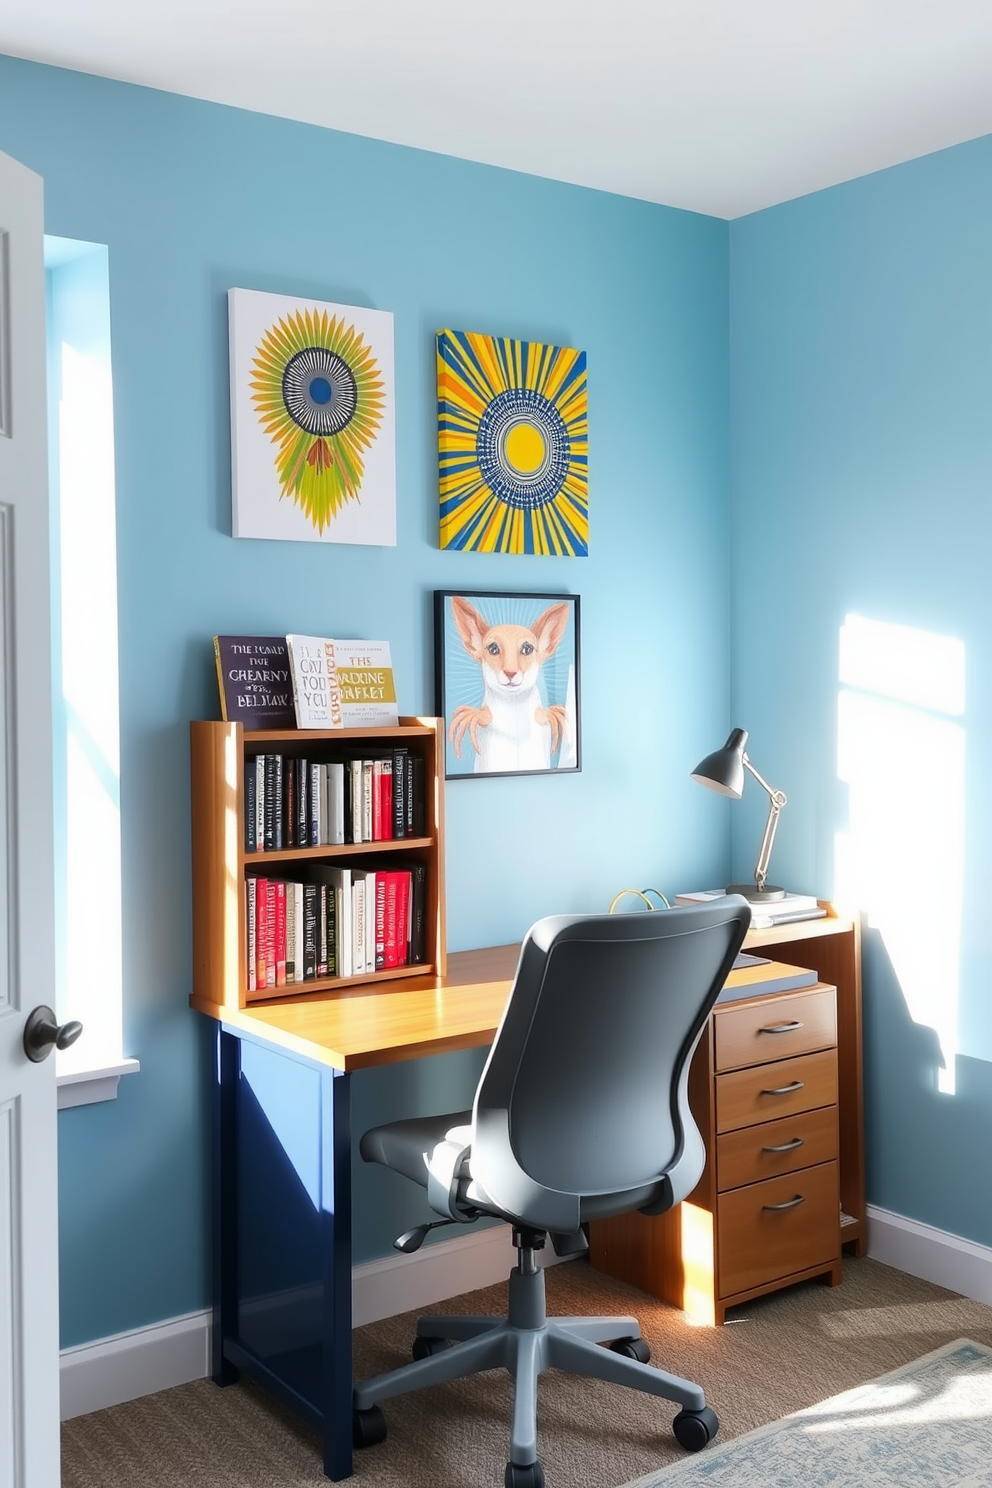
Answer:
[{"left": 717, "top": 956, "right": 818, "bottom": 1003}]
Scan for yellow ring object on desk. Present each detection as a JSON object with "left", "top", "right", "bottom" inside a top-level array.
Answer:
[{"left": 608, "top": 888, "right": 671, "bottom": 914}]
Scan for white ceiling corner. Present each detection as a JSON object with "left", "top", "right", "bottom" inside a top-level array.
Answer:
[{"left": 1, "top": 0, "right": 992, "bottom": 217}]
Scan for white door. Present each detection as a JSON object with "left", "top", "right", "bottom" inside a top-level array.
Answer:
[{"left": 0, "top": 149, "right": 61, "bottom": 1488}]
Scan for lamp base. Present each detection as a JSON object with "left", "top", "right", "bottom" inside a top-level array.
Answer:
[{"left": 726, "top": 883, "right": 786, "bottom": 903}]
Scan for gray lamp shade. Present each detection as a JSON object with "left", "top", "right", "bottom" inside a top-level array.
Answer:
[{"left": 691, "top": 728, "right": 748, "bottom": 799}]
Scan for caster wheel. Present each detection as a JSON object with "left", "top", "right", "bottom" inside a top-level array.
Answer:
[
  {"left": 609, "top": 1336, "right": 651, "bottom": 1364},
  {"left": 673, "top": 1405, "right": 719, "bottom": 1452},
  {"left": 413, "top": 1334, "right": 451, "bottom": 1360},
  {"left": 352, "top": 1404, "right": 387, "bottom": 1449},
  {"left": 505, "top": 1460, "right": 545, "bottom": 1488}
]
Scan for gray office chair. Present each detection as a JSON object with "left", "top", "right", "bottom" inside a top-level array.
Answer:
[{"left": 352, "top": 899, "right": 751, "bottom": 1488}]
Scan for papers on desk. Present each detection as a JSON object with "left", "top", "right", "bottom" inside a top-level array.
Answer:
[{"left": 675, "top": 890, "right": 826, "bottom": 929}]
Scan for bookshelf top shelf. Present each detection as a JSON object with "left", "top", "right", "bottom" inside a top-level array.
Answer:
[{"left": 195, "top": 717, "right": 441, "bottom": 747}]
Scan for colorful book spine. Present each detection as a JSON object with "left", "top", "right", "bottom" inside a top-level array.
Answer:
[
  {"left": 350, "top": 758, "right": 364, "bottom": 843},
  {"left": 371, "top": 760, "right": 383, "bottom": 842},
  {"left": 330, "top": 880, "right": 342, "bottom": 976},
  {"left": 246, "top": 878, "right": 257, "bottom": 992},
  {"left": 302, "top": 883, "right": 319, "bottom": 980},
  {"left": 264, "top": 879, "right": 277, "bottom": 988},
  {"left": 382, "top": 870, "right": 412, "bottom": 968},
  {"left": 283, "top": 757, "right": 296, "bottom": 848},
  {"left": 317, "top": 883, "right": 328, "bottom": 978},
  {"left": 309, "top": 762, "right": 321, "bottom": 847},
  {"left": 362, "top": 760, "right": 374, "bottom": 842},
  {"left": 377, "top": 758, "right": 393, "bottom": 841},
  {"left": 253, "top": 878, "right": 268, "bottom": 990},
  {"left": 284, "top": 880, "right": 296, "bottom": 983},
  {"left": 296, "top": 757, "right": 308, "bottom": 847},
  {"left": 255, "top": 755, "right": 265, "bottom": 851},
  {"left": 274, "top": 880, "right": 287, "bottom": 986},
  {"left": 391, "top": 748, "right": 407, "bottom": 839},
  {"left": 245, "top": 763, "right": 258, "bottom": 853},
  {"left": 374, "top": 874, "right": 387, "bottom": 971},
  {"left": 353, "top": 876, "right": 366, "bottom": 974},
  {"left": 327, "top": 761, "right": 345, "bottom": 845}
]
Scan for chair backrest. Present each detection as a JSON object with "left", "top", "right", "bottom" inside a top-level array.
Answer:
[{"left": 470, "top": 899, "right": 751, "bottom": 1235}]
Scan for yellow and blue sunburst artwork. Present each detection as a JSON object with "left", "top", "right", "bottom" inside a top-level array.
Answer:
[
  {"left": 437, "top": 330, "right": 588, "bottom": 556},
  {"left": 229, "top": 288, "right": 396, "bottom": 546}
]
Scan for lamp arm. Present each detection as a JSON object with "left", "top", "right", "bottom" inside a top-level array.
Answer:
[{"left": 743, "top": 755, "right": 788, "bottom": 894}]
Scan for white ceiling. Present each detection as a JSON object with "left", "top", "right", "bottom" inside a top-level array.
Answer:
[{"left": 2, "top": 0, "right": 992, "bottom": 218}]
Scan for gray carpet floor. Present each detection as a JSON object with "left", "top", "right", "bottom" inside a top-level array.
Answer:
[{"left": 61, "top": 1256, "right": 992, "bottom": 1488}]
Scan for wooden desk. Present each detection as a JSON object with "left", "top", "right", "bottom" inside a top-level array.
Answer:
[{"left": 195, "top": 909, "right": 863, "bottom": 1481}]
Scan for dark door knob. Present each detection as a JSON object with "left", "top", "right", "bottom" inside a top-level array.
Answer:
[{"left": 23, "top": 1005, "right": 83, "bottom": 1063}]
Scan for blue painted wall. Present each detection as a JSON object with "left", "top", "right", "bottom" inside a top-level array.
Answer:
[
  {"left": 730, "top": 137, "right": 992, "bottom": 1246},
  {"left": 0, "top": 56, "right": 732, "bottom": 1346}
]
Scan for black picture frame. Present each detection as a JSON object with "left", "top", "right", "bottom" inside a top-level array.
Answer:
[{"left": 434, "top": 590, "right": 581, "bottom": 780}]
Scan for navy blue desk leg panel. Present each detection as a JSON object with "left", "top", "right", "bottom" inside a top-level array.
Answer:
[
  {"left": 212, "top": 1026, "right": 240, "bottom": 1387},
  {"left": 322, "top": 1064, "right": 353, "bottom": 1481},
  {"left": 212, "top": 1024, "right": 354, "bottom": 1481}
]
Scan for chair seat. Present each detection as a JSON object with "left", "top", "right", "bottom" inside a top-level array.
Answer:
[{"left": 360, "top": 1110, "right": 472, "bottom": 1188}]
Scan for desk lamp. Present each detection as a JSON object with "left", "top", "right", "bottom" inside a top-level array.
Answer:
[{"left": 691, "top": 728, "right": 787, "bottom": 903}]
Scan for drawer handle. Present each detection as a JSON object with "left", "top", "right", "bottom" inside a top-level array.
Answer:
[
  {"left": 763, "top": 1195, "right": 806, "bottom": 1211},
  {"left": 761, "top": 1080, "right": 805, "bottom": 1096},
  {"left": 759, "top": 1020, "right": 804, "bottom": 1034},
  {"left": 762, "top": 1136, "right": 805, "bottom": 1153}
]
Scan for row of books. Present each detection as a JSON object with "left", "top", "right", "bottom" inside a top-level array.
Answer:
[
  {"left": 246, "top": 863, "right": 428, "bottom": 992},
  {"left": 245, "top": 747, "right": 426, "bottom": 853}
]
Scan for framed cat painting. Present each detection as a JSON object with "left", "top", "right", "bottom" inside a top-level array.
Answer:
[{"left": 434, "top": 590, "right": 581, "bottom": 780}]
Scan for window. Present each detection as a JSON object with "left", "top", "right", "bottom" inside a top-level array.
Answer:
[{"left": 45, "top": 237, "right": 137, "bottom": 1106}]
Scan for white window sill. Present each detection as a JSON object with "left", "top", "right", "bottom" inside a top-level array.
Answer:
[{"left": 56, "top": 1055, "right": 141, "bottom": 1109}]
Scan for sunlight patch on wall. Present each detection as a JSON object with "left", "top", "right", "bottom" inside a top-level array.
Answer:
[{"left": 835, "top": 615, "right": 964, "bottom": 1095}]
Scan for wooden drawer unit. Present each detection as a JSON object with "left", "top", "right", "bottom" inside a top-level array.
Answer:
[
  {"left": 717, "top": 1104, "right": 838, "bottom": 1191},
  {"left": 716, "top": 1047, "right": 838, "bottom": 1132},
  {"left": 717, "top": 1160, "right": 840, "bottom": 1298},
  {"left": 714, "top": 987, "right": 836, "bottom": 1071},
  {"left": 591, "top": 955, "right": 854, "bottom": 1326}
]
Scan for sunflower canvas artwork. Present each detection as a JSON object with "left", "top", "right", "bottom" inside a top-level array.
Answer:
[
  {"left": 229, "top": 288, "right": 396, "bottom": 545},
  {"left": 436, "top": 329, "right": 588, "bottom": 556}
]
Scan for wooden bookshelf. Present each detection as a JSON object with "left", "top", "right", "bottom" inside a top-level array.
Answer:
[{"left": 190, "top": 717, "right": 446, "bottom": 1010}]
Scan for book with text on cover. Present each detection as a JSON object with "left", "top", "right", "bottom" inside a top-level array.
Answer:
[
  {"left": 286, "top": 635, "right": 398, "bottom": 730},
  {"left": 213, "top": 636, "right": 296, "bottom": 730},
  {"left": 286, "top": 634, "right": 344, "bottom": 729},
  {"left": 333, "top": 639, "right": 399, "bottom": 728}
]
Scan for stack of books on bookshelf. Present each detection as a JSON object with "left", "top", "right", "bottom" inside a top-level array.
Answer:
[
  {"left": 245, "top": 748, "right": 426, "bottom": 851},
  {"left": 214, "top": 634, "right": 399, "bottom": 731},
  {"left": 246, "top": 863, "right": 428, "bottom": 992},
  {"left": 674, "top": 890, "right": 826, "bottom": 928}
]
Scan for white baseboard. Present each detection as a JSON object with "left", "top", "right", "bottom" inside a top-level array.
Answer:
[
  {"left": 63, "top": 1212, "right": 992, "bottom": 1421},
  {"left": 867, "top": 1204, "right": 992, "bottom": 1306},
  {"left": 60, "top": 1308, "right": 212, "bottom": 1421},
  {"left": 60, "top": 1224, "right": 534, "bottom": 1419},
  {"left": 353, "top": 1222, "right": 525, "bottom": 1327}
]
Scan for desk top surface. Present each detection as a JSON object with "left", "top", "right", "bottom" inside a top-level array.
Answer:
[{"left": 191, "top": 914, "right": 854, "bottom": 1071}]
